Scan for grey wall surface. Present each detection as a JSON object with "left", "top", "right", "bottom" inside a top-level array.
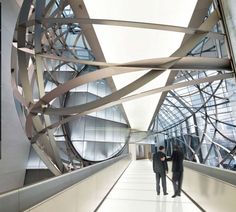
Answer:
[
  {"left": 0, "top": 0, "right": 30, "bottom": 193},
  {"left": 181, "top": 161, "right": 236, "bottom": 212},
  {"left": 0, "top": 154, "right": 131, "bottom": 212},
  {"left": 24, "top": 170, "right": 54, "bottom": 186}
]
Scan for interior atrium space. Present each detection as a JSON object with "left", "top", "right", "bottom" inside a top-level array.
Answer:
[{"left": 1, "top": 0, "right": 236, "bottom": 211}]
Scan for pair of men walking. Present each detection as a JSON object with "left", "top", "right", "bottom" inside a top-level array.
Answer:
[{"left": 152, "top": 145, "right": 184, "bottom": 198}]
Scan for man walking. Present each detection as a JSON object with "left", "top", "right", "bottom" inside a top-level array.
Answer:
[
  {"left": 153, "top": 146, "right": 168, "bottom": 195},
  {"left": 171, "top": 145, "right": 184, "bottom": 198}
]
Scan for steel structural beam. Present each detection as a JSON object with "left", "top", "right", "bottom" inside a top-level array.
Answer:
[
  {"left": 24, "top": 17, "right": 225, "bottom": 41},
  {"left": 25, "top": 10, "right": 224, "bottom": 140},
  {"left": 29, "top": 72, "right": 233, "bottom": 143},
  {"left": 36, "top": 73, "right": 234, "bottom": 116},
  {"left": 28, "top": 55, "right": 231, "bottom": 113},
  {"left": 148, "top": 6, "right": 221, "bottom": 129},
  {"left": 68, "top": 0, "right": 131, "bottom": 127},
  {"left": 17, "top": 0, "right": 64, "bottom": 175},
  {"left": 36, "top": 53, "right": 231, "bottom": 70}
]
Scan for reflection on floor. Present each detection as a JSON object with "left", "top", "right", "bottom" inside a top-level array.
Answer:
[{"left": 98, "top": 160, "right": 201, "bottom": 212}]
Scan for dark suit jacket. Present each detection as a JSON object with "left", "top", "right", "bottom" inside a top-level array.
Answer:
[
  {"left": 171, "top": 150, "right": 184, "bottom": 172},
  {"left": 153, "top": 151, "right": 168, "bottom": 173}
]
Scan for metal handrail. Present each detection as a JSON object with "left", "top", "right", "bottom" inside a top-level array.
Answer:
[
  {"left": 184, "top": 160, "right": 236, "bottom": 187},
  {"left": 0, "top": 154, "right": 131, "bottom": 212}
]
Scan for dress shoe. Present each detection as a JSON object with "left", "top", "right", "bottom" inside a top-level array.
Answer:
[
  {"left": 177, "top": 193, "right": 181, "bottom": 196},
  {"left": 172, "top": 194, "right": 177, "bottom": 198},
  {"left": 157, "top": 192, "right": 160, "bottom": 195},
  {"left": 164, "top": 192, "right": 168, "bottom": 195}
]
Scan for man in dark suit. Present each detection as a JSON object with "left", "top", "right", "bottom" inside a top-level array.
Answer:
[
  {"left": 153, "top": 146, "right": 168, "bottom": 195},
  {"left": 171, "top": 145, "right": 184, "bottom": 198}
]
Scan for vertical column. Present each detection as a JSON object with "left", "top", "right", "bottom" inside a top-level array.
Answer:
[
  {"left": 219, "top": 0, "right": 236, "bottom": 122},
  {"left": 0, "top": 0, "right": 30, "bottom": 193},
  {"left": 129, "top": 143, "right": 136, "bottom": 160},
  {"left": 144, "top": 144, "right": 151, "bottom": 159},
  {"left": 219, "top": 0, "right": 236, "bottom": 71}
]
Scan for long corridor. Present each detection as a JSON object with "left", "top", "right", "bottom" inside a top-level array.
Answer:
[{"left": 98, "top": 160, "right": 201, "bottom": 212}]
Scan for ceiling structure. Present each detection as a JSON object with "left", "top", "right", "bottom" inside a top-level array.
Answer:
[
  {"left": 82, "top": 0, "right": 197, "bottom": 131},
  {"left": 11, "top": 0, "right": 236, "bottom": 174}
]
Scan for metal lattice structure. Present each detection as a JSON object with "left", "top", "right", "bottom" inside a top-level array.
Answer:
[
  {"left": 150, "top": 5, "right": 236, "bottom": 170},
  {"left": 11, "top": 0, "right": 236, "bottom": 174}
]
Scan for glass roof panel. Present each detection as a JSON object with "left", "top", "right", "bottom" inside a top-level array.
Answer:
[
  {"left": 84, "top": 0, "right": 197, "bottom": 27},
  {"left": 92, "top": 26, "right": 185, "bottom": 63},
  {"left": 84, "top": 0, "right": 197, "bottom": 130}
]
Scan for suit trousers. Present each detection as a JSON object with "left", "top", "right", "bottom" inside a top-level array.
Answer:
[
  {"left": 155, "top": 172, "right": 167, "bottom": 194},
  {"left": 172, "top": 171, "right": 183, "bottom": 195}
]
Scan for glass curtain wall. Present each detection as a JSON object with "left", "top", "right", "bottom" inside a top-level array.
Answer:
[{"left": 151, "top": 4, "right": 236, "bottom": 170}]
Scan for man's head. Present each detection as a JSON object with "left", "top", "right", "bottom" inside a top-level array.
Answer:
[
  {"left": 159, "top": 145, "right": 165, "bottom": 152},
  {"left": 173, "top": 145, "right": 180, "bottom": 151}
]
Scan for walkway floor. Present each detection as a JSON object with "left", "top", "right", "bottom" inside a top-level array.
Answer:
[{"left": 98, "top": 159, "right": 201, "bottom": 212}]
